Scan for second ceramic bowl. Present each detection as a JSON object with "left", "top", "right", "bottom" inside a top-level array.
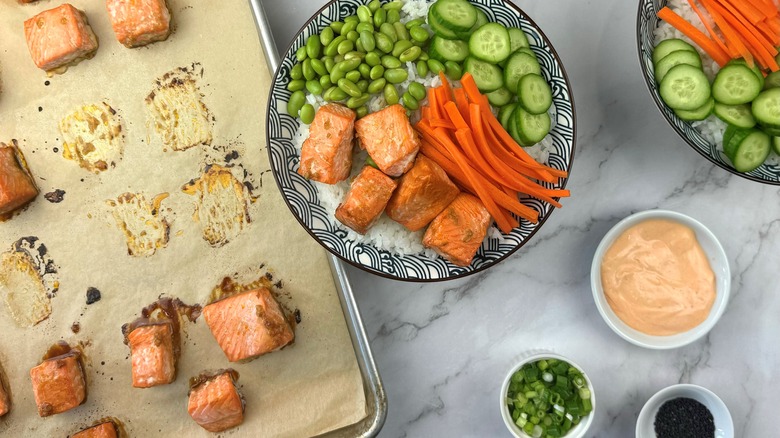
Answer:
[{"left": 636, "top": 383, "right": 734, "bottom": 438}]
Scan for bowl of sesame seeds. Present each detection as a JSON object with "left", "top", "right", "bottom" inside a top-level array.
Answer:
[{"left": 635, "top": 383, "right": 733, "bottom": 438}]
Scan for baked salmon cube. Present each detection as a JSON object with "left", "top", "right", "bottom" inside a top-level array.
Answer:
[
  {"left": 423, "top": 193, "right": 491, "bottom": 267},
  {"left": 385, "top": 155, "right": 460, "bottom": 231},
  {"left": 128, "top": 323, "right": 175, "bottom": 388},
  {"left": 0, "top": 377, "right": 9, "bottom": 417},
  {"left": 24, "top": 4, "right": 98, "bottom": 72},
  {"left": 203, "top": 288, "right": 294, "bottom": 362},
  {"left": 188, "top": 371, "right": 244, "bottom": 433},
  {"left": 0, "top": 142, "right": 38, "bottom": 217},
  {"left": 72, "top": 421, "right": 118, "bottom": 438},
  {"left": 355, "top": 104, "right": 420, "bottom": 177},
  {"left": 30, "top": 354, "right": 86, "bottom": 417},
  {"left": 106, "top": 0, "right": 172, "bottom": 48},
  {"left": 298, "top": 104, "right": 356, "bottom": 184},
  {"left": 335, "top": 166, "right": 397, "bottom": 234}
]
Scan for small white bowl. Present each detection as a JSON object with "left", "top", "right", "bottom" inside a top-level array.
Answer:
[
  {"left": 500, "top": 353, "right": 595, "bottom": 438},
  {"left": 636, "top": 384, "right": 734, "bottom": 438},
  {"left": 590, "top": 210, "right": 730, "bottom": 349}
]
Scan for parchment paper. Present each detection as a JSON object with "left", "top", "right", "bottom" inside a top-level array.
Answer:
[{"left": 0, "top": 0, "right": 366, "bottom": 436}]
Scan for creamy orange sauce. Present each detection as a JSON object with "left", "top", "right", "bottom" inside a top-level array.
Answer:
[{"left": 600, "top": 219, "right": 716, "bottom": 336}]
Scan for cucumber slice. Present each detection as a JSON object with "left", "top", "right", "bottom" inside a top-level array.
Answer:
[
  {"left": 773, "top": 136, "right": 780, "bottom": 155},
  {"left": 427, "top": 8, "right": 459, "bottom": 39},
  {"left": 513, "top": 106, "right": 551, "bottom": 145},
  {"left": 713, "top": 102, "right": 756, "bottom": 128},
  {"left": 725, "top": 129, "right": 770, "bottom": 172},
  {"left": 652, "top": 38, "right": 697, "bottom": 64},
  {"left": 654, "top": 50, "right": 702, "bottom": 83},
  {"left": 752, "top": 88, "right": 780, "bottom": 127},
  {"left": 759, "top": 124, "right": 780, "bottom": 137},
  {"left": 764, "top": 71, "right": 780, "bottom": 90},
  {"left": 517, "top": 73, "right": 552, "bottom": 115},
  {"left": 508, "top": 108, "right": 524, "bottom": 145},
  {"left": 430, "top": 0, "right": 477, "bottom": 32},
  {"left": 487, "top": 87, "right": 513, "bottom": 106},
  {"left": 722, "top": 124, "right": 739, "bottom": 155},
  {"left": 723, "top": 126, "right": 746, "bottom": 158},
  {"left": 429, "top": 36, "right": 470, "bottom": 63},
  {"left": 508, "top": 27, "right": 529, "bottom": 53},
  {"left": 674, "top": 97, "right": 714, "bottom": 121},
  {"left": 499, "top": 103, "right": 518, "bottom": 130},
  {"left": 454, "top": 8, "right": 488, "bottom": 40},
  {"left": 727, "top": 59, "right": 765, "bottom": 90},
  {"left": 503, "top": 51, "right": 541, "bottom": 95},
  {"left": 469, "top": 23, "right": 511, "bottom": 64},
  {"left": 659, "top": 64, "right": 711, "bottom": 111},
  {"left": 464, "top": 56, "right": 503, "bottom": 92},
  {"left": 712, "top": 64, "right": 762, "bottom": 105}
]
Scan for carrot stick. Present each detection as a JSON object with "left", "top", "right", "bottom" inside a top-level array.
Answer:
[
  {"left": 746, "top": 0, "right": 778, "bottom": 18},
  {"left": 687, "top": 0, "right": 731, "bottom": 56},
  {"left": 429, "top": 118, "right": 457, "bottom": 130},
  {"left": 705, "top": 0, "right": 778, "bottom": 69},
  {"left": 657, "top": 6, "right": 732, "bottom": 66},
  {"left": 720, "top": 0, "right": 765, "bottom": 23},
  {"left": 443, "top": 101, "right": 470, "bottom": 130},
  {"left": 428, "top": 87, "right": 441, "bottom": 121},
  {"left": 696, "top": 0, "right": 755, "bottom": 66},
  {"left": 453, "top": 88, "right": 471, "bottom": 120},
  {"left": 482, "top": 119, "right": 557, "bottom": 182},
  {"left": 756, "top": 19, "right": 780, "bottom": 46},
  {"left": 439, "top": 71, "right": 453, "bottom": 101},
  {"left": 714, "top": 0, "right": 778, "bottom": 56}
]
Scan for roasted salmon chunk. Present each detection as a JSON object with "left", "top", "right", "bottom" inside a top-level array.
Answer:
[
  {"left": 24, "top": 4, "right": 98, "bottom": 72},
  {"left": 298, "top": 104, "right": 356, "bottom": 184},
  {"left": 355, "top": 104, "right": 420, "bottom": 177},
  {"left": 385, "top": 155, "right": 460, "bottom": 231},
  {"left": 188, "top": 371, "right": 244, "bottom": 433},
  {"left": 335, "top": 166, "right": 397, "bottom": 234},
  {"left": 203, "top": 288, "right": 294, "bottom": 362},
  {"left": 106, "top": 0, "right": 172, "bottom": 48},
  {"left": 72, "top": 421, "right": 118, "bottom": 438},
  {"left": 0, "top": 142, "right": 38, "bottom": 217},
  {"left": 423, "top": 193, "right": 491, "bottom": 267},
  {"left": 128, "top": 323, "right": 175, "bottom": 388},
  {"left": 30, "top": 353, "right": 86, "bottom": 417},
  {"left": 0, "top": 373, "right": 9, "bottom": 417}
]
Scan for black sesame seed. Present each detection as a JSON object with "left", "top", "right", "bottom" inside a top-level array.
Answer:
[
  {"left": 654, "top": 397, "right": 715, "bottom": 438},
  {"left": 86, "top": 287, "right": 102, "bottom": 305}
]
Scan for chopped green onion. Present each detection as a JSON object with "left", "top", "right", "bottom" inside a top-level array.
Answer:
[
  {"left": 538, "top": 359, "right": 549, "bottom": 370},
  {"left": 542, "top": 372, "right": 554, "bottom": 382},
  {"left": 578, "top": 387, "right": 591, "bottom": 400}
]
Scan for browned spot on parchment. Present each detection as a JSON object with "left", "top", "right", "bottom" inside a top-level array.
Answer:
[
  {"left": 59, "top": 102, "right": 124, "bottom": 173},
  {"left": 182, "top": 165, "right": 249, "bottom": 247},
  {"left": 106, "top": 193, "right": 170, "bottom": 257}
]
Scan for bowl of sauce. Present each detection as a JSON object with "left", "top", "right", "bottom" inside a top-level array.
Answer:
[{"left": 590, "top": 210, "right": 730, "bottom": 349}]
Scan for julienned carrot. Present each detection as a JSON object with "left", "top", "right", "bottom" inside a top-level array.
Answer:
[
  {"left": 443, "top": 101, "right": 470, "bottom": 130},
  {"left": 756, "top": 20, "right": 780, "bottom": 46},
  {"left": 714, "top": 0, "right": 778, "bottom": 57},
  {"left": 429, "top": 118, "right": 457, "bottom": 130},
  {"left": 657, "top": 6, "right": 731, "bottom": 66},
  {"left": 482, "top": 119, "right": 557, "bottom": 182},
  {"left": 439, "top": 71, "right": 453, "bottom": 101},
  {"left": 687, "top": 0, "right": 731, "bottom": 56},
  {"left": 453, "top": 88, "right": 470, "bottom": 120},
  {"left": 746, "top": 0, "right": 778, "bottom": 18},
  {"left": 696, "top": 0, "right": 754, "bottom": 66},
  {"left": 703, "top": 0, "right": 778, "bottom": 70},
  {"left": 721, "top": 0, "right": 765, "bottom": 24}
]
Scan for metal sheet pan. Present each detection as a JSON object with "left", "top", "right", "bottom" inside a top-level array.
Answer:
[{"left": 248, "top": 1, "right": 387, "bottom": 436}]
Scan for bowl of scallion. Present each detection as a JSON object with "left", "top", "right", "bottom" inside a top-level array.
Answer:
[{"left": 500, "top": 353, "right": 595, "bottom": 438}]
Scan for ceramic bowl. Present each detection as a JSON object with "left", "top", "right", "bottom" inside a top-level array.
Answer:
[
  {"left": 590, "top": 209, "right": 730, "bottom": 349},
  {"left": 266, "top": 0, "right": 576, "bottom": 281},
  {"left": 500, "top": 352, "right": 595, "bottom": 438},
  {"left": 636, "top": 384, "right": 734, "bottom": 438}
]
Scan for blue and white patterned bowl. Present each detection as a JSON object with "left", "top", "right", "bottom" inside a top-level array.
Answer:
[
  {"left": 637, "top": 0, "right": 780, "bottom": 184},
  {"left": 266, "top": 0, "right": 576, "bottom": 281}
]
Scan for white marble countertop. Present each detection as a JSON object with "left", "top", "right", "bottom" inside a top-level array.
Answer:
[{"left": 261, "top": 0, "right": 778, "bottom": 436}]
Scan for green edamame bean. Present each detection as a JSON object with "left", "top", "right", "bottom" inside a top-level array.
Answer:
[
  {"left": 418, "top": 51, "right": 429, "bottom": 61},
  {"left": 387, "top": 9, "right": 400, "bottom": 24},
  {"left": 368, "top": 0, "right": 381, "bottom": 12},
  {"left": 360, "top": 31, "right": 376, "bottom": 53},
  {"left": 346, "top": 30, "right": 359, "bottom": 43},
  {"left": 344, "top": 16, "right": 359, "bottom": 24},
  {"left": 287, "top": 79, "right": 305, "bottom": 92},
  {"left": 357, "top": 80, "right": 368, "bottom": 92},
  {"left": 337, "top": 78, "right": 362, "bottom": 97},
  {"left": 427, "top": 59, "right": 445, "bottom": 74},
  {"left": 306, "top": 80, "right": 323, "bottom": 95},
  {"left": 365, "top": 51, "right": 381, "bottom": 66},
  {"left": 296, "top": 46, "right": 308, "bottom": 61},
  {"left": 324, "top": 57, "right": 336, "bottom": 73},
  {"left": 402, "top": 92, "right": 419, "bottom": 110},
  {"left": 416, "top": 60, "right": 428, "bottom": 77},
  {"left": 375, "top": 32, "right": 393, "bottom": 53},
  {"left": 287, "top": 90, "right": 306, "bottom": 116},
  {"left": 300, "top": 104, "right": 315, "bottom": 124},
  {"left": 359, "top": 63, "right": 371, "bottom": 79},
  {"left": 408, "top": 82, "right": 426, "bottom": 100},
  {"left": 347, "top": 94, "right": 370, "bottom": 109},
  {"left": 325, "top": 35, "right": 346, "bottom": 56},
  {"left": 356, "top": 38, "right": 365, "bottom": 53},
  {"left": 409, "top": 26, "right": 429, "bottom": 43},
  {"left": 310, "top": 58, "right": 328, "bottom": 76},
  {"left": 384, "top": 68, "right": 408, "bottom": 84},
  {"left": 393, "top": 22, "right": 409, "bottom": 40},
  {"left": 324, "top": 86, "right": 348, "bottom": 101},
  {"left": 344, "top": 51, "right": 365, "bottom": 60},
  {"left": 341, "top": 21, "right": 357, "bottom": 35},
  {"left": 330, "top": 68, "right": 346, "bottom": 83},
  {"left": 330, "top": 21, "right": 344, "bottom": 34},
  {"left": 399, "top": 46, "right": 421, "bottom": 63},
  {"left": 368, "top": 77, "right": 386, "bottom": 94},
  {"left": 382, "top": 0, "right": 403, "bottom": 10},
  {"left": 369, "top": 65, "right": 385, "bottom": 80},
  {"left": 321, "top": 27, "right": 335, "bottom": 46},
  {"left": 444, "top": 61, "right": 463, "bottom": 80},
  {"left": 357, "top": 22, "right": 373, "bottom": 34},
  {"left": 357, "top": 5, "right": 372, "bottom": 23},
  {"left": 392, "top": 40, "right": 414, "bottom": 57},
  {"left": 384, "top": 83, "right": 399, "bottom": 105},
  {"left": 290, "top": 62, "right": 303, "bottom": 80},
  {"left": 379, "top": 23, "right": 397, "bottom": 43},
  {"left": 381, "top": 55, "right": 402, "bottom": 69},
  {"left": 373, "top": 8, "right": 386, "bottom": 28},
  {"left": 337, "top": 39, "right": 354, "bottom": 55},
  {"left": 306, "top": 35, "right": 321, "bottom": 59},
  {"left": 334, "top": 54, "right": 345, "bottom": 63},
  {"left": 336, "top": 58, "right": 361, "bottom": 73},
  {"left": 320, "top": 75, "right": 332, "bottom": 89},
  {"left": 302, "top": 59, "right": 315, "bottom": 80},
  {"left": 345, "top": 70, "right": 361, "bottom": 83},
  {"left": 405, "top": 18, "right": 425, "bottom": 29},
  {"left": 356, "top": 106, "right": 369, "bottom": 118}
]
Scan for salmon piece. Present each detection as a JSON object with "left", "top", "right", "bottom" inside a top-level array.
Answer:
[
  {"left": 335, "top": 166, "right": 397, "bottom": 234},
  {"left": 106, "top": 0, "right": 171, "bottom": 48},
  {"left": 24, "top": 4, "right": 98, "bottom": 72},
  {"left": 203, "top": 288, "right": 294, "bottom": 362},
  {"left": 423, "top": 193, "right": 491, "bottom": 267},
  {"left": 0, "top": 375, "right": 9, "bottom": 417},
  {"left": 298, "top": 104, "right": 356, "bottom": 184},
  {"left": 355, "top": 104, "right": 420, "bottom": 177},
  {"left": 72, "top": 421, "right": 118, "bottom": 438},
  {"left": 128, "top": 323, "right": 175, "bottom": 388},
  {"left": 385, "top": 155, "right": 460, "bottom": 231},
  {"left": 188, "top": 371, "right": 244, "bottom": 433},
  {"left": 30, "top": 354, "right": 86, "bottom": 417},
  {"left": 0, "top": 142, "right": 38, "bottom": 217}
]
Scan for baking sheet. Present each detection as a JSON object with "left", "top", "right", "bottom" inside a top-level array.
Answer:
[{"left": 0, "top": 0, "right": 366, "bottom": 436}]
